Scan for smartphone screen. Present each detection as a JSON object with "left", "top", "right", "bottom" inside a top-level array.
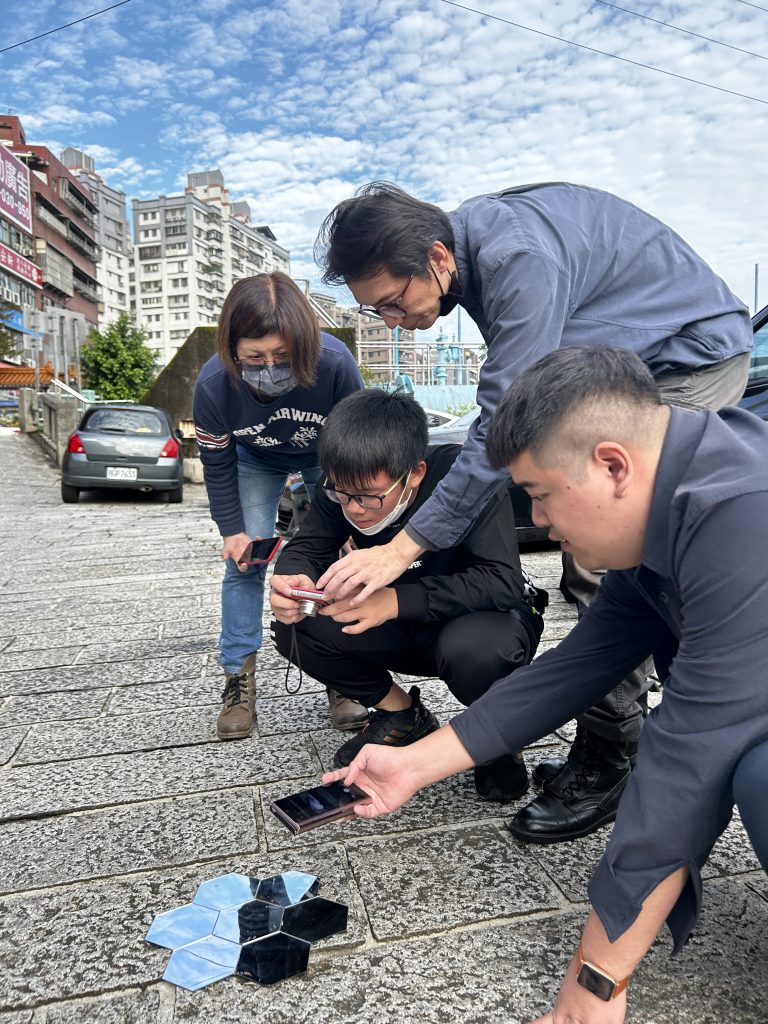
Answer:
[
  {"left": 239, "top": 537, "right": 281, "bottom": 565},
  {"left": 270, "top": 780, "right": 370, "bottom": 834}
]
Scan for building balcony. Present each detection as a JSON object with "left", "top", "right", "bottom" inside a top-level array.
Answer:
[
  {"left": 58, "top": 177, "right": 96, "bottom": 227},
  {"left": 67, "top": 224, "right": 99, "bottom": 262},
  {"left": 73, "top": 275, "right": 99, "bottom": 304}
]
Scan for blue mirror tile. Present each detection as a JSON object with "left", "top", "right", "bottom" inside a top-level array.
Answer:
[
  {"left": 213, "top": 898, "right": 283, "bottom": 943},
  {"left": 194, "top": 872, "right": 260, "bottom": 911},
  {"left": 146, "top": 903, "right": 219, "bottom": 950},
  {"left": 163, "top": 947, "right": 235, "bottom": 991}
]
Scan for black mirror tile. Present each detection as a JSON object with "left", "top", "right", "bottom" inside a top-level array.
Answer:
[
  {"left": 213, "top": 898, "right": 283, "bottom": 944},
  {"left": 235, "top": 932, "right": 310, "bottom": 986},
  {"left": 281, "top": 896, "right": 348, "bottom": 943}
]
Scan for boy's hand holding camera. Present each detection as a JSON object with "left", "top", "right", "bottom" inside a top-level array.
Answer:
[
  {"left": 270, "top": 574, "right": 398, "bottom": 633},
  {"left": 269, "top": 574, "right": 319, "bottom": 623},
  {"left": 319, "top": 586, "right": 398, "bottom": 635}
]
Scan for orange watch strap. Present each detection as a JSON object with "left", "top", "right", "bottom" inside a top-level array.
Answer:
[{"left": 577, "top": 941, "right": 630, "bottom": 998}]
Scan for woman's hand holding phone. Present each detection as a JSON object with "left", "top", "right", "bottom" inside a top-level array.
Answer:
[{"left": 221, "top": 532, "right": 253, "bottom": 573}]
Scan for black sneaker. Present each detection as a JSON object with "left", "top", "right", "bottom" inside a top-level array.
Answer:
[
  {"left": 508, "top": 731, "right": 631, "bottom": 844},
  {"left": 474, "top": 752, "right": 529, "bottom": 803},
  {"left": 333, "top": 686, "right": 439, "bottom": 768}
]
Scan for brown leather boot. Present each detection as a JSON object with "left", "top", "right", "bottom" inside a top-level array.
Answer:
[
  {"left": 326, "top": 688, "right": 369, "bottom": 731},
  {"left": 216, "top": 655, "right": 256, "bottom": 740}
]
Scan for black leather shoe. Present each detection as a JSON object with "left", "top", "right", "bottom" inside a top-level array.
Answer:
[
  {"left": 474, "top": 752, "right": 528, "bottom": 803},
  {"left": 509, "top": 733, "right": 631, "bottom": 844},
  {"left": 333, "top": 686, "right": 439, "bottom": 768},
  {"left": 532, "top": 737, "right": 639, "bottom": 788}
]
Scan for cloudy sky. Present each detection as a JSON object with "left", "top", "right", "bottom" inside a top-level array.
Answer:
[{"left": 2, "top": 0, "right": 767, "bottom": 344}]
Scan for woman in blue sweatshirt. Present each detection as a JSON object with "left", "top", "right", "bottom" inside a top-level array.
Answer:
[{"left": 193, "top": 272, "right": 365, "bottom": 740}]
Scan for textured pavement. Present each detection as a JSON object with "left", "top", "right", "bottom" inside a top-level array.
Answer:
[{"left": 0, "top": 426, "right": 766, "bottom": 1023}]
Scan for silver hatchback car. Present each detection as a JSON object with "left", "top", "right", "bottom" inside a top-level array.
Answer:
[{"left": 61, "top": 403, "right": 184, "bottom": 504}]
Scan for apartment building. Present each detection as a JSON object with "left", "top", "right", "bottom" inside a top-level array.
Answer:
[
  {"left": 0, "top": 116, "right": 98, "bottom": 380},
  {"left": 0, "top": 139, "right": 41, "bottom": 359},
  {"left": 132, "top": 170, "right": 289, "bottom": 366},
  {"left": 309, "top": 291, "right": 418, "bottom": 384},
  {"left": 61, "top": 147, "right": 131, "bottom": 328}
]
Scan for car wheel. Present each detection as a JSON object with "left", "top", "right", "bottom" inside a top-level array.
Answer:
[
  {"left": 167, "top": 483, "right": 184, "bottom": 504},
  {"left": 61, "top": 482, "right": 79, "bottom": 504}
]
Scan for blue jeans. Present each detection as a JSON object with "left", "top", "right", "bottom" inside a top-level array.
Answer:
[
  {"left": 733, "top": 739, "right": 768, "bottom": 873},
  {"left": 219, "top": 453, "right": 322, "bottom": 673}
]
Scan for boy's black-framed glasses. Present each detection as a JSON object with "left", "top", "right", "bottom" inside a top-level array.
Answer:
[{"left": 323, "top": 473, "right": 406, "bottom": 510}]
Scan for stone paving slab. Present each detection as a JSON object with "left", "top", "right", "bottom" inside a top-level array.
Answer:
[
  {"left": 44, "top": 988, "right": 163, "bottom": 1024},
  {"left": 104, "top": 677, "right": 223, "bottom": 715},
  {"left": 0, "top": 655, "right": 208, "bottom": 698},
  {"left": 0, "top": 846, "right": 364, "bottom": 1009},
  {"left": 0, "top": 689, "right": 110, "bottom": 726},
  {"left": 0, "top": 790, "right": 260, "bottom": 895},
  {"left": 0, "top": 728, "right": 26, "bottom": 766},
  {"left": 3, "top": 623, "right": 163, "bottom": 653},
  {"left": 0, "top": 735, "right": 316, "bottom": 821},
  {"left": 15, "top": 706, "right": 225, "bottom": 764},
  {"left": 346, "top": 822, "right": 562, "bottom": 940}
]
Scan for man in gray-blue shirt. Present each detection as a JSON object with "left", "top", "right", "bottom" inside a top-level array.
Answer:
[
  {"left": 324, "top": 347, "right": 768, "bottom": 1022},
  {"left": 315, "top": 182, "right": 752, "bottom": 841}
]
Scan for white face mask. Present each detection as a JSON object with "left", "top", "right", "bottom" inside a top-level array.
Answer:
[{"left": 342, "top": 472, "right": 413, "bottom": 536}]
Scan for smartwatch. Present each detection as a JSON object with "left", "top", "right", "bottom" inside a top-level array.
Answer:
[{"left": 575, "top": 942, "right": 630, "bottom": 1002}]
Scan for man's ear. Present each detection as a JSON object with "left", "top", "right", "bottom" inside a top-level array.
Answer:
[
  {"left": 593, "top": 442, "right": 632, "bottom": 497},
  {"left": 410, "top": 460, "right": 428, "bottom": 488},
  {"left": 429, "top": 241, "right": 453, "bottom": 272}
]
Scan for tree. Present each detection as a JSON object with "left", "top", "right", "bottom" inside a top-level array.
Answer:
[
  {"left": 0, "top": 300, "right": 21, "bottom": 361},
  {"left": 81, "top": 313, "right": 157, "bottom": 400}
]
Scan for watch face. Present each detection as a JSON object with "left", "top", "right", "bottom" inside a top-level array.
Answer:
[{"left": 577, "top": 962, "right": 615, "bottom": 1002}]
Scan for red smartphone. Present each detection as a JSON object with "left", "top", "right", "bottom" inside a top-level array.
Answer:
[
  {"left": 238, "top": 536, "right": 282, "bottom": 565},
  {"left": 289, "top": 587, "right": 327, "bottom": 603},
  {"left": 270, "top": 780, "right": 371, "bottom": 835}
]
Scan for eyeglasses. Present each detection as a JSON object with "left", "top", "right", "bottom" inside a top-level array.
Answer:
[
  {"left": 323, "top": 473, "right": 406, "bottom": 510},
  {"left": 357, "top": 275, "right": 414, "bottom": 320}
]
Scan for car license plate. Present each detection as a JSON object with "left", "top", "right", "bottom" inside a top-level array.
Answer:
[{"left": 106, "top": 466, "right": 138, "bottom": 480}]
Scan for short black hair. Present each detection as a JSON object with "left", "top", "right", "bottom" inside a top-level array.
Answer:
[
  {"left": 319, "top": 389, "right": 428, "bottom": 487},
  {"left": 486, "top": 347, "right": 662, "bottom": 468},
  {"left": 315, "top": 181, "right": 455, "bottom": 285}
]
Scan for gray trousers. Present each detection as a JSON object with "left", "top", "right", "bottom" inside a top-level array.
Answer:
[{"left": 564, "top": 351, "right": 751, "bottom": 743}]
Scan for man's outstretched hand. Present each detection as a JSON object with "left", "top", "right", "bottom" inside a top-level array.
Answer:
[
  {"left": 317, "top": 530, "right": 425, "bottom": 604},
  {"left": 322, "top": 744, "right": 422, "bottom": 818}
]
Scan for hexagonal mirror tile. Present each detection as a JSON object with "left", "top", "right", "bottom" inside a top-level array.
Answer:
[
  {"left": 236, "top": 932, "right": 311, "bottom": 985},
  {"left": 213, "top": 898, "right": 283, "bottom": 944},
  {"left": 256, "top": 870, "right": 319, "bottom": 907},
  {"left": 281, "top": 896, "right": 348, "bottom": 943},
  {"left": 145, "top": 903, "right": 219, "bottom": 950},
  {"left": 164, "top": 935, "right": 241, "bottom": 991},
  {"left": 193, "top": 872, "right": 260, "bottom": 911}
]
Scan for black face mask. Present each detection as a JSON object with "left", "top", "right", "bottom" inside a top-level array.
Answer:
[{"left": 437, "top": 269, "right": 463, "bottom": 317}]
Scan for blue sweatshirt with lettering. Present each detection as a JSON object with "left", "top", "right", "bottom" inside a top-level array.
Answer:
[{"left": 193, "top": 333, "right": 363, "bottom": 536}]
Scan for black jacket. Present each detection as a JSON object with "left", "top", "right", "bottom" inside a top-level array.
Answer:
[{"left": 275, "top": 444, "right": 530, "bottom": 622}]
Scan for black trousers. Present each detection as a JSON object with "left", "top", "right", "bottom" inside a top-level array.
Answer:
[{"left": 272, "top": 607, "right": 542, "bottom": 709}]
